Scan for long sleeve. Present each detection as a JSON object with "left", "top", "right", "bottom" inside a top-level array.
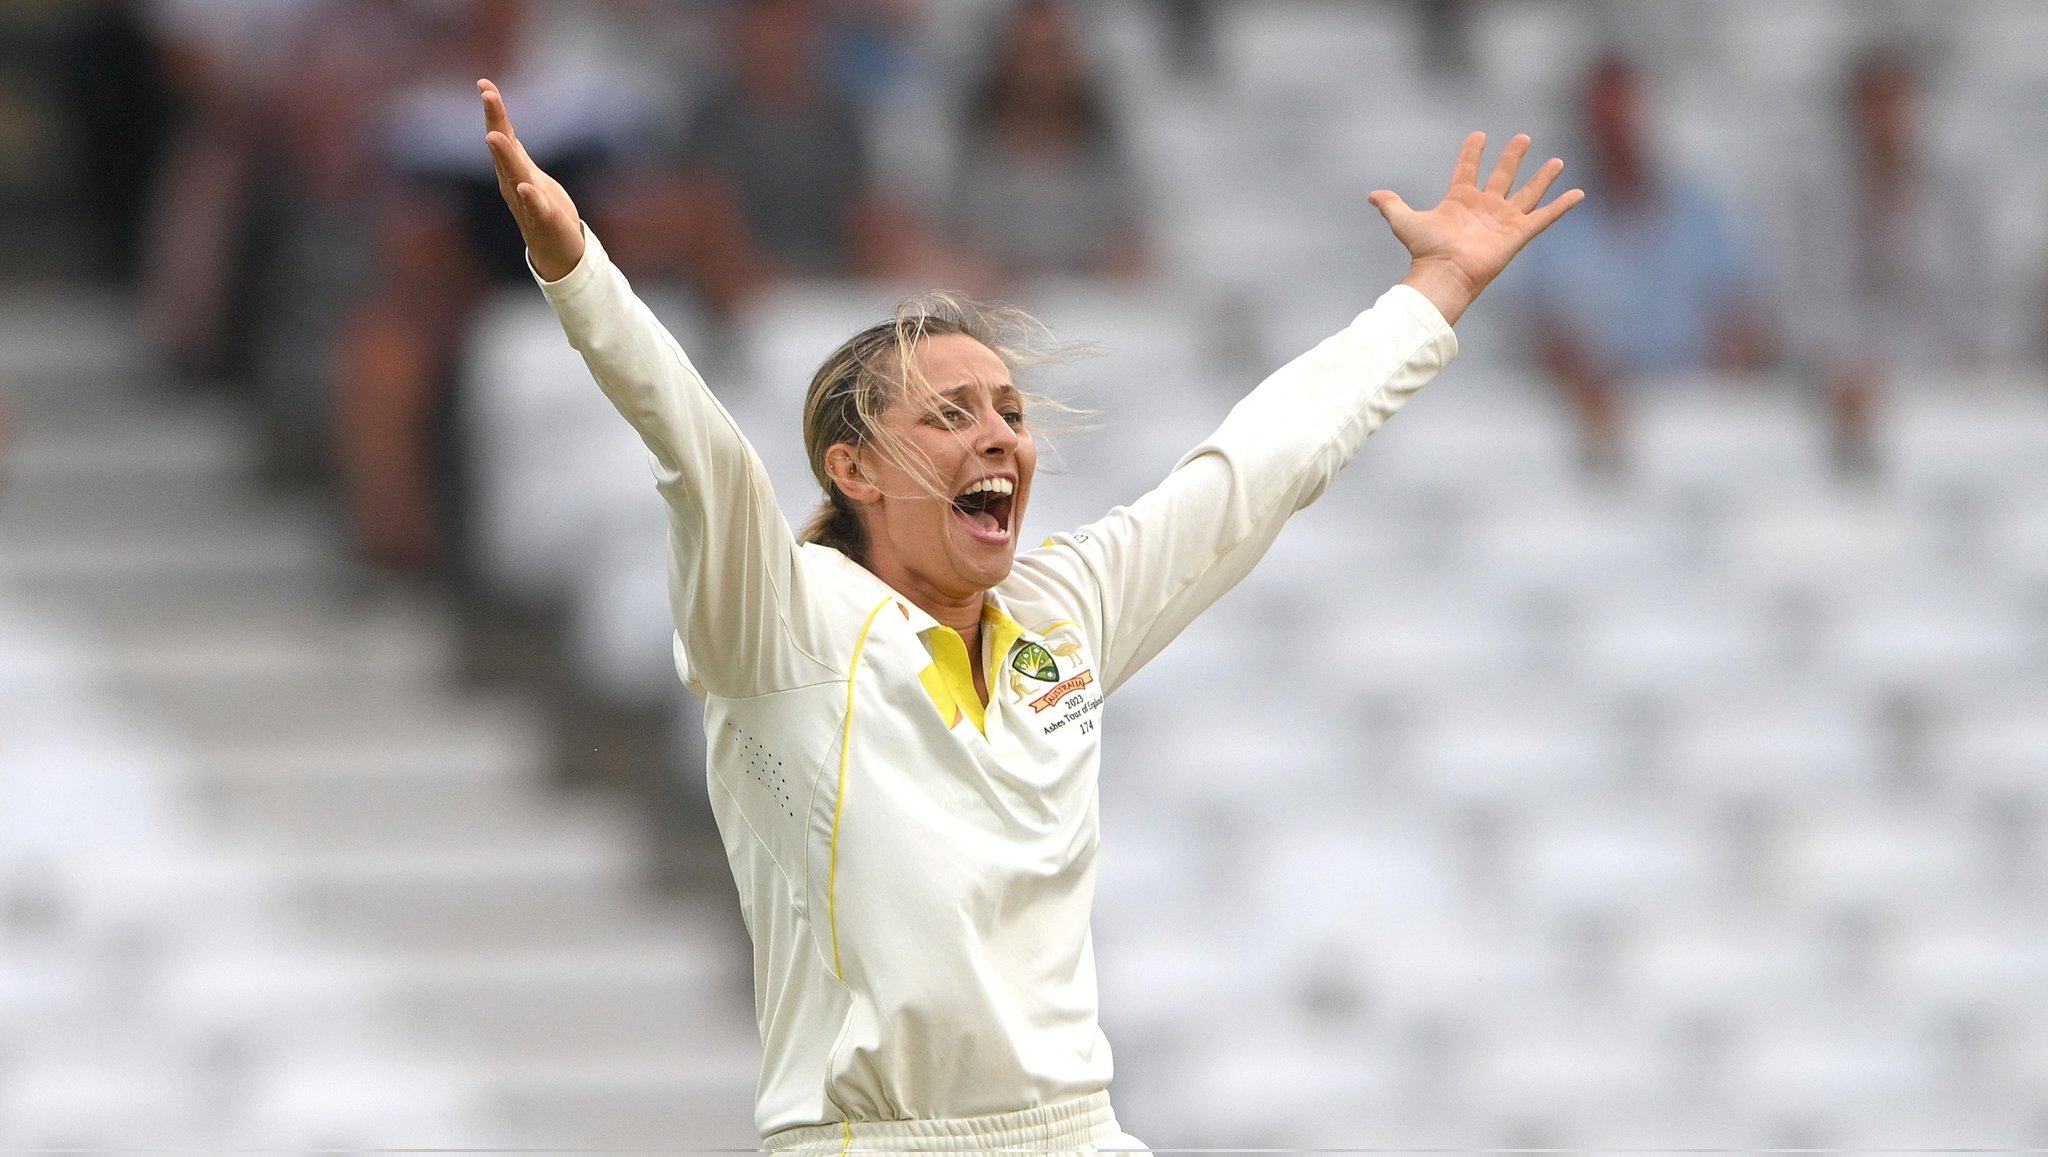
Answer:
[
  {"left": 536, "top": 226, "right": 837, "bottom": 698},
  {"left": 1019, "top": 283, "right": 1458, "bottom": 695}
]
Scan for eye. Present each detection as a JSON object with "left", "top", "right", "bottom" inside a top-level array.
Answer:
[
  {"left": 1001, "top": 406, "right": 1026, "bottom": 428},
  {"left": 925, "top": 403, "right": 972, "bottom": 429}
]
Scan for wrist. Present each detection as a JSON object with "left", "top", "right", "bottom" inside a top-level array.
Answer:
[
  {"left": 1399, "top": 258, "right": 1479, "bottom": 328},
  {"left": 528, "top": 223, "right": 587, "bottom": 284}
]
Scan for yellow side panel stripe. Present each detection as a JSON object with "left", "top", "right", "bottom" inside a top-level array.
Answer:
[{"left": 828, "top": 597, "right": 894, "bottom": 981}]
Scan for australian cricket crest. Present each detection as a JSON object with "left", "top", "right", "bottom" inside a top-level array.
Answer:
[{"left": 1010, "top": 641, "right": 1059, "bottom": 682}]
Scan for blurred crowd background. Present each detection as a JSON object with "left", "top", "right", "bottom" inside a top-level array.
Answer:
[{"left": 2, "top": 0, "right": 2047, "bottom": 1151}]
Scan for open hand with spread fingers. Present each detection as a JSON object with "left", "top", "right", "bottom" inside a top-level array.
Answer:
[
  {"left": 479, "top": 77, "right": 585, "bottom": 282},
  {"left": 1372, "top": 131, "right": 1584, "bottom": 327}
]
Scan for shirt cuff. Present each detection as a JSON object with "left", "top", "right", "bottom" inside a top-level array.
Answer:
[{"left": 1380, "top": 282, "right": 1461, "bottom": 363}]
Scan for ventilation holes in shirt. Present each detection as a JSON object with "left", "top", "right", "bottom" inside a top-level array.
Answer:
[{"left": 726, "top": 721, "right": 795, "bottom": 819}]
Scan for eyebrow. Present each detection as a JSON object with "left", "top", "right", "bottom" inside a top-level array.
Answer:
[{"left": 936, "top": 383, "right": 1020, "bottom": 402}]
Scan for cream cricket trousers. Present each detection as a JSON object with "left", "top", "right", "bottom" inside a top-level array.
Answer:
[{"left": 764, "top": 1091, "right": 1149, "bottom": 1154}]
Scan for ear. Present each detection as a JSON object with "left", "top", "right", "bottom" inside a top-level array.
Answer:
[{"left": 825, "top": 442, "right": 881, "bottom": 504}]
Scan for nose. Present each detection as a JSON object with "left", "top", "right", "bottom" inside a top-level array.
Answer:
[{"left": 974, "top": 406, "right": 1018, "bottom": 457}]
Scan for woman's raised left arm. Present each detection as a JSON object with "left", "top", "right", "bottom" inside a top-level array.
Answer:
[{"left": 1019, "top": 133, "right": 1580, "bottom": 693}]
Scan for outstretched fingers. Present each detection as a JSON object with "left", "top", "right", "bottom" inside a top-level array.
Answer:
[
  {"left": 479, "top": 79, "right": 537, "bottom": 189},
  {"left": 484, "top": 129, "right": 525, "bottom": 185},
  {"left": 1448, "top": 131, "right": 1486, "bottom": 191},
  {"left": 1484, "top": 134, "right": 1531, "bottom": 197},
  {"left": 479, "top": 78, "right": 512, "bottom": 136},
  {"left": 1527, "top": 185, "right": 1587, "bottom": 234},
  {"left": 1511, "top": 156, "right": 1567, "bottom": 213}
]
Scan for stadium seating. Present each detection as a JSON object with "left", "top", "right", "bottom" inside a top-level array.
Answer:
[{"left": 10, "top": 0, "right": 2044, "bottom": 1149}]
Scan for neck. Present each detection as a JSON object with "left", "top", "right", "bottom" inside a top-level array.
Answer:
[
  {"left": 865, "top": 563, "right": 992, "bottom": 705},
  {"left": 904, "top": 575, "right": 987, "bottom": 702},
  {"left": 865, "top": 557, "right": 986, "bottom": 641}
]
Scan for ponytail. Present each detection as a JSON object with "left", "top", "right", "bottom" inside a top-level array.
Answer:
[{"left": 797, "top": 486, "right": 868, "bottom": 561}]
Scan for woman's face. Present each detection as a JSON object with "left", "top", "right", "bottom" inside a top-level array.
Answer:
[{"left": 834, "top": 333, "right": 1037, "bottom": 604}]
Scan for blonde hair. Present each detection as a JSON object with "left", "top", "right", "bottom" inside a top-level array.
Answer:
[{"left": 798, "top": 291, "right": 1071, "bottom": 564}]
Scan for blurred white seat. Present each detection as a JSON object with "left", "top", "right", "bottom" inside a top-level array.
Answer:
[
  {"left": 150, "top": 937, "right": 389, "bottom": 1046},
  {"left": 1572, "top": 582, "right": 1782, "bottom": 691},
  {"left": 1775, "top": 807, "right": 1983, "bottom": 911},
  {"left": 1458, "top": 490, "right": 1679, "bottom": 581},
  {"left": 1166, "top": 1030, "right": 1401, "bottom": 1150},
  {"left": 1709, "top": 0, "right": 1862, "bottom": 91},
  {"left": 1509, "top": 808, "right": 1720, "bottom": 914},
  {"left": 1398, "top": 689, "right": 1623, "bottom": 805},
  {"left": 1315, "top": 576, "right": 1538, "bottom": 691},
  {"left": 462, "top": 287, "right": 707, "bottom": 605},
  {"left": 232, "top": 1046, "right": 486, "bottom": 1151},
  {"left": 1249, "top": 817, "right": 1466, "bottom": 934},
  {"left": 1826, "top": 577, "right": 2039, "bottom": 687},
  {"left": 1881, "top": 382, "right": 2048, "bottom": 494},
  {"left": 1008, "top": 280, "right": 1208, "bottom": 397},
  {"left": 1111, "top": 702, "right": 1350, "bottom": 812},
  {"left": 1718, "top": 493, "right": 1920, "bottom": 583},
  {"left": 1340, "top": 369, "right": 1580, "bottom": 499},
  {"left": 1656, "top": 684, "right": 1883, "bottom": 803},
  {"left": 1953, "top": 0, "right": 2048, "bottom": 91},
  {"left": 1928, "top": 689, "right": 2048, "bottom": 798},
  {"left": 564, "top": 517, "right": 677, "bottom": 705},
  {"left": 1459, "top": 1009, "right": 1671, "bottom": 1123},
  {"left": 1210, "top": 0, "right": 1423, "bottom": 101},
  {"left": 1157, "top": 192, "right": 1381, "bottom": 299},
  {"left": 1092, "top": 923, "right": 1284, "bottom": 1038},
  {"left": 1628, "top": 378, "right": 1831, "bottom": 500},
  {"left": 1990, "top": 502, "right": 2048, "bottom": 577},
  {"left": 1334, "top": 919, "right": 1544, "bottom": 1023},
  {"left": 732, "top": 278, "right": 929, "bottom": 402},
  {"left": 1721, "top": 1012, "right": 1934, "bottom": 1120},
  {"left": 1625, "top": 914, "right": 1831, "bottom": 1014},
  {"left": 0, "top": 1055, "right": 193, "bottom": 1149},
  {"left": 1886, "top": 914, "right": 2048, "bottom": 1010},
  {"left": 1465, "top": 0, "right": 1605, "bottom": 104}
]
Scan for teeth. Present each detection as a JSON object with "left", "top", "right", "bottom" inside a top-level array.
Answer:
[{"left": 959, "top": 478, "right": 1014, "bottom": 498}]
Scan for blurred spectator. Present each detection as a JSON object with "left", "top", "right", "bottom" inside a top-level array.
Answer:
[
  {"left": 1518, "top": 54, "right": 1771, "bottom": 474},
  {"left": 1416, "top": 0, "right": 1477, "bottom": 76},
  {"left": 57, "top": 0, "right": 176, "bottom": 278},
  {"left": 824, "top": 0, "right": 928, "bottom": 107},
  {"left": 681, "top": 0, "right": 928, "bottom": 310},
  {"left": 950, "top": 0, "right": 1146, "bottom": 284},
  {"left": 1150, "top": 0, "right": 1221, "bottom": 80},
  {"left": 135, "top": 0, "right": 320, "bottom": 373},
  {"left": 332, "top": 0, "right": 637, "bottom": 571},
  {"left": 1777, "top": 48, "right": 1992, "bottom": 474},
  {"left": 246, "top": 0, "right": 436, "bottom": 475}
]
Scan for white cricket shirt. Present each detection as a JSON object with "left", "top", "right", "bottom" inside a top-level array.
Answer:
[{"left": 537, "top": 227, "right": 1457, "bottom": 1138}]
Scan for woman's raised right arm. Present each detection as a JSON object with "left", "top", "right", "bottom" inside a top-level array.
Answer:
[{"left": 480, "top": 80, "right": 836, "bottom": 698}]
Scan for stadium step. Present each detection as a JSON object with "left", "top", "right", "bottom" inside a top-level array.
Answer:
[{"left": 0, "top": 287, "right": 760, "bottom": 1149}]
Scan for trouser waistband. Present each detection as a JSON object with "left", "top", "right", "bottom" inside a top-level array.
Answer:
[{"left": 765, "top": 1090, "right": 1119, "bottom": 1153}]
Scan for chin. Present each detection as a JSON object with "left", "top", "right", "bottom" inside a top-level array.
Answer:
[
  {"left": 954, "top": 543, "right": 1018, "bottom": 592},
  {"left": 946, "top": 506, "right": 1025, "bottom": 590}
]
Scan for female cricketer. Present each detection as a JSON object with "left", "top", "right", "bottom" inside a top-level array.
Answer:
[{"left": 480, "top": 75, "right": 1579, "bottom": 1153}]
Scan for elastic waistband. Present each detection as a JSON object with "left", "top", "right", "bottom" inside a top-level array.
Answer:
[{"left": 766, "top": 1090, "right": 1119, "bottom": 1153}]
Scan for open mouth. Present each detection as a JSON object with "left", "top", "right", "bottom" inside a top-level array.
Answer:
[{"left": 951, "top": 476, "right": 1016, "bottom": 545}]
